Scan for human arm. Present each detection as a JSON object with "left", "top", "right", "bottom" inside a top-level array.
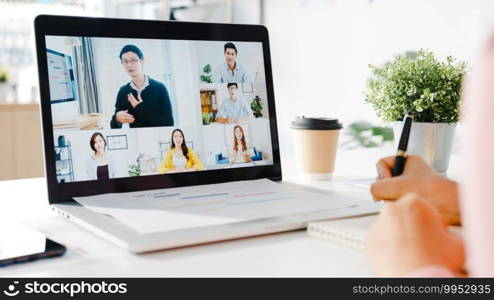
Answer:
[
  {"left": 158, "top": 150, "right": 174, "bottom": 174},
  {"left": 186, "top": 149, "right": 205, "bottom": 171},
  {"left": 110, "top": 87, "right": 134, "bottom": 128},
  {"left": 366, "top": 193, "right": 465, "bottom": 277},
  {"left": 132, "top": 84, "right": 174, "bottom": 127},
  {"left": 215, "top": 116, "right": 230, "bottom": 123},
  {"left": 370, "top": 155, "right": 460, "bottom": 225},
  {"left": 231, "top": 117, "right": 252, "bottom": 123},
  {"left": 215, "top": 117, "right": 249, "bottom": 124},
  {"left": 231, "top": 149, "right": 251, "bottom": 163},
  {"left": 215, "top": 101, "right": 230, "bottom": 123},
  {"left": 235, "top": 98, "right": 254, "bottom": 123},
  {"left": 244, "top": 149, "right": 252, "bottom": 163}
]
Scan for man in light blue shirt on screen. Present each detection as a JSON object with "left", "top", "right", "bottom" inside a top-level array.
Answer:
[
  {"left": 215, "top": 83, "right": 253, "bottom": 124},
  {"left": 213, "top": 42, "right": 251, "bottom": 83}
]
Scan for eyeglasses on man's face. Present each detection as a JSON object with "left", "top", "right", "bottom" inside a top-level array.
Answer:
[{"left": 122, "top": 58, "right": 140, "bottom": 65}]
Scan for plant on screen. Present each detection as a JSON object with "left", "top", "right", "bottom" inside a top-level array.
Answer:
[
  {"left": 250, "top": 95, "right": 263, "bottom": 118},
  {"left": 200, "top": 64, "right": 212, "bottom": 83},
  {"left": 127, "top": 153, "right": 143, "bottom": 176}
]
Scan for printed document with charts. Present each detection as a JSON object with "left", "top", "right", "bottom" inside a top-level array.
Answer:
[{"left": 74, "top": 179, "right": 359, "bottom": 234}]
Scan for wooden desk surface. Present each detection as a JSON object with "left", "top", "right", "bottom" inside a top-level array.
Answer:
[
  {"left": 0, "top": 103, "right": 40, "bottom": 112},
  {"left": 53, "top": 114, "right": 104, "bottom": 130}
]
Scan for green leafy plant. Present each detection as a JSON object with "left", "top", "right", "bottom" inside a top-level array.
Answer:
[
  {"left": 202, "top": 112, "right": 214, "bottom": 125},
  {"left": 250, "top": 95, "right": 263, "bottom": 118},
  {"left": 341, "top": 121, "right": 394, "bottom": 149},
  {"left": 365, "top": 49, "right": 467, "bottom": 123},
  {"left": 0, "top": 67, "right": 9, "bottom": 83},
  {"left": 128, "top": 161, "right": 140, "bottom": 177},
  {"left": 127, "top": 153, "right": 143, "bottom": 176},
  {"left": 200, "top": 64, "right": 212, "bottom": 83}
]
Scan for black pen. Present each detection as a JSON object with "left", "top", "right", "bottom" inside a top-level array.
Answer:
[{"left": 392, "top": 112, "right": 413, "bottom": 176}]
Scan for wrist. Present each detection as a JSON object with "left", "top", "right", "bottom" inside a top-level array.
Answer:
[{"left": 438, "top": 177, "right": 461, "bottom": 225}]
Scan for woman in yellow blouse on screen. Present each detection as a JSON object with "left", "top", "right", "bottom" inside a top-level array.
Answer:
[{"left": 158, "top": 128, "right": 204, "bottom": 174}]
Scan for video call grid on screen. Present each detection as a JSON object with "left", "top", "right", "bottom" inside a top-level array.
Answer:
[{"left": 46, "top": 35, "right": 274, "bottom": 184}]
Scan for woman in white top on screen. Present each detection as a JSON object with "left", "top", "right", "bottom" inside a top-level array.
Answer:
[
  {"left": 85, "top": 132, "right": 117, "bottom": 180},
  {"left": 230, "top": 125, "right": 252, "bottom": 164}
]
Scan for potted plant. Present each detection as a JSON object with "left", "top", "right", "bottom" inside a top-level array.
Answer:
[
  {"left": 202, "top": 112, "right": 214, "bottom": 125},
  {"left": 250, "top": 95, "right": 263, "bottom": 118},
  {"left": 341, "top": 121, "right": 394, "bottom": 150},
  {"left": 0, "top": 67, "right": 9, "bottom": 103},
  {"left": 365, "top": 49, "right": 467, "bottom": 174},
  {"left": 128, "top": 153, "right": 144, "bottom": 176},
  {"left": 200, "top": 64, "right": 212, "bottom": 83}
]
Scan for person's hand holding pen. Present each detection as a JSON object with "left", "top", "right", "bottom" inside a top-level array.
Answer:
[{"left": 371, "top": 155, "right": 460, "bottom": 225}]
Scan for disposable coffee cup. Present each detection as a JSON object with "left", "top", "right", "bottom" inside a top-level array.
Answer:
[{"left": 290, "top": 116, "right": 343, "bottom": 181}]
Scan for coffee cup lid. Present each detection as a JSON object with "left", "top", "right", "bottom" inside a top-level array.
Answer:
[{"left": 290, "top": 116, "right": 343, "bottom": 130}]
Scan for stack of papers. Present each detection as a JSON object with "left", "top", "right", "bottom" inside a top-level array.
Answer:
[{"left": 74, "top": 179, "right": 359, "bottom": 234}]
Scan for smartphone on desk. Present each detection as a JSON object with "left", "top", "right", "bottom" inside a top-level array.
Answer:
[{"left": 0, "top": 226, "right": 66, "bottom": 267}]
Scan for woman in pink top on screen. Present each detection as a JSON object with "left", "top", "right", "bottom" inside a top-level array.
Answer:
[{"left": 366, "top": 34, "right": 494, "bottom": 277}]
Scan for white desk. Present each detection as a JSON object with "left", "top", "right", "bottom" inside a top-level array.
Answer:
[{"left": 0, "top": 147, "right": 422, "bottom": 277}]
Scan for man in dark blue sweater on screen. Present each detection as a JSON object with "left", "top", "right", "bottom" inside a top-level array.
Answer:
[{"left": 110, "top": 45, "right": 174, "bottom": 129}]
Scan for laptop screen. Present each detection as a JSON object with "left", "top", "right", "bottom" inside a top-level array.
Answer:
[{"left": 45, "top": 36, "right": 273, "bottom": 184}]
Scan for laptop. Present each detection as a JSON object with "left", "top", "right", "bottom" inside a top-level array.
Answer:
[{"left": 34, "top": 15, "right": 378, "bottom": 253}]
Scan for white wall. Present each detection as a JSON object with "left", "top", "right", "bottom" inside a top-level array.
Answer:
[
  {"left": 248, "top": 118, "right": 273, "bottom": 160},
  {"left": 45, "top": 36, "right": 74, "bottom": 59},
  {"left": 202, "top": 124, "right": 227, "bottom": 166},
  {"left": 265, "top": 0, "right": 494, "bottom": 157},
  {"left": 168, "top": 41, "right": 202, "bottom": 127},
  {"left": 172, "top": 0, "right": 261, "bottom": 24}
]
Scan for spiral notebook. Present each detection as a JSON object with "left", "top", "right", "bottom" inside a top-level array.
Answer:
[
  {"left": 308, "top": 215, "right": 463, "bottom": 251},
  {"left": 307, "top": 215, "right": 377, "bottom": 251}
]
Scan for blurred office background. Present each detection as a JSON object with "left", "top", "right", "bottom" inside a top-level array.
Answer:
[{"left": 1, "top": 0, "right": 494, "bottom": 180}]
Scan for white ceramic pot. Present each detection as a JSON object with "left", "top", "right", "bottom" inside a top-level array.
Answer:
[{"left": 393, "top": 121, "right": 456, "bottom": 175}]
